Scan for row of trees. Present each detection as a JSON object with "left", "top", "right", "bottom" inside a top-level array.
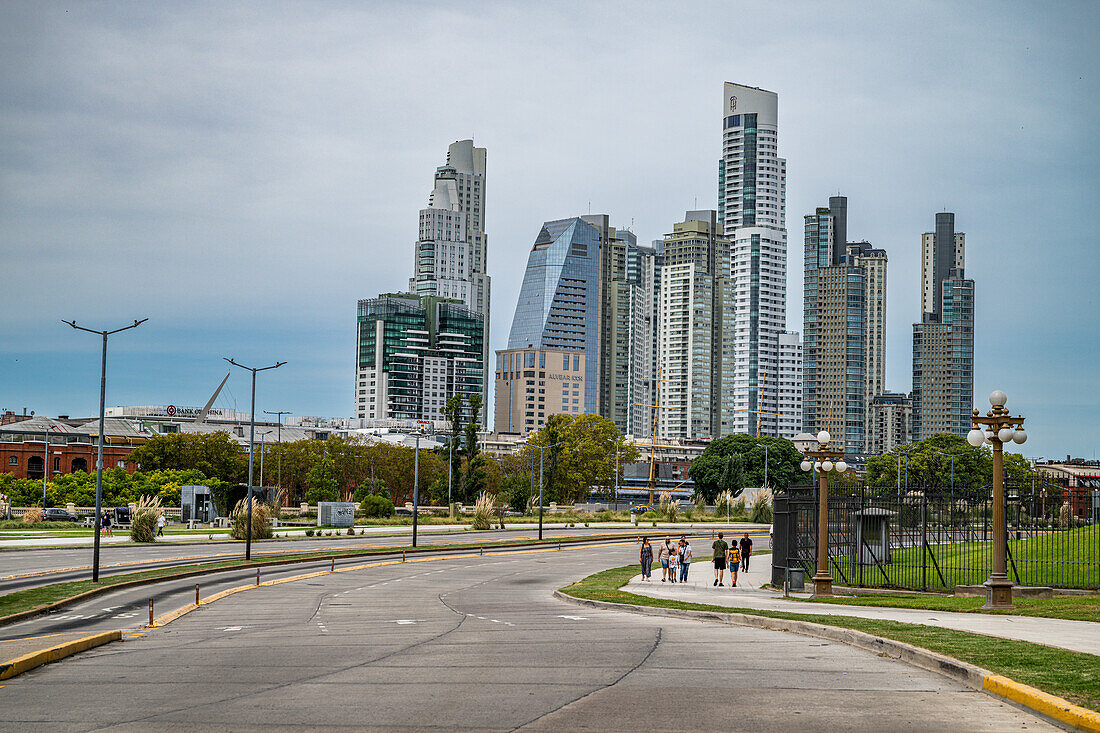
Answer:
[
  {"left": 863, "top": 433, "right": 1036, "bottom": 489},
  {"left": 0, "top": 468, "right": 225, "bottom": 508}
]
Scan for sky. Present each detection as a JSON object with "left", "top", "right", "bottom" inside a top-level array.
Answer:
[{"left": 1, "top": 1, "right": 1097, "bottom": 460}]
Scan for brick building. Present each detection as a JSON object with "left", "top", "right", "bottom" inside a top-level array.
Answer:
[{"left": 0, "top": 417, "right": 144, "bottom": 480}]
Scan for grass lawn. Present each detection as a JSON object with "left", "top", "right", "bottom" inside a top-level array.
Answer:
[
  {"left": 560, "top": 564, "right": 1100, "bottom": 712},
  {"left": 798, "top": 591, "right": 1100, "bottom": 621},
  {"left": 820, "top": 524, "right": 1099, "bottom": 591}
]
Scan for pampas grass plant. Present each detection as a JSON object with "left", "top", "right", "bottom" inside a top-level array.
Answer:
[{"left": 131, "top": 494, "right": 163, "bottom": 543}]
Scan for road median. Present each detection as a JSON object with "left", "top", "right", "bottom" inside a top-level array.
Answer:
[{"left": 0, "top": 629, "right": 121, "bottom": 681}]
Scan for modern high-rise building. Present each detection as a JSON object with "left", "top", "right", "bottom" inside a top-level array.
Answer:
[
  {"left": 912, "top": 213, "right": 974, "bottom": 439},
  {"left": 494, "top": 348, "right": 586, "bottom": 434},
  {"left": 408, "top": 140, "right": 491, "bottom": 420},
  {"left": 777, "top": 331, "right": 803, "bottom": 438},
  {"left": 717, "top": 83, "right": 788, "bottom": 437},
  {"left": 656, "top": 211, "right": 735, "bottom": 440},
  {"left": 868, "top": 392, "right": 912, "bottom": 455},
  {"left": 802, "top": 196, "right": 887, "bottom": 453},
  {"left": 354, "top": 294, "right": 484, "bottom": 422},
  {"left": 627, "top": 241, "right": 662, "bottom": 440},
  {"left": 503, "top": 217, "right": 602, "bottom": 422}
]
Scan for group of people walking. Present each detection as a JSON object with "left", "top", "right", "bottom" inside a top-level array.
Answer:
[{"left": 638, "top": 531, "right": 753, "bottom": 588}]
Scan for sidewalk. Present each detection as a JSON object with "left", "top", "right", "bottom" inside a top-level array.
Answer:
[{"left": 629, "top": 556, "right": 1100, "bottom": 656}]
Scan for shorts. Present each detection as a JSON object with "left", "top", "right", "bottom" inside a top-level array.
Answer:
[
  {"left": 713, "top": 557, "right": 726, "bottom": 570},
  {"left": 661, "top": 559, "right": 669, "bottom": 569},
  {"left": 729, "top": 562, "right": 740, "bottom": 573}
]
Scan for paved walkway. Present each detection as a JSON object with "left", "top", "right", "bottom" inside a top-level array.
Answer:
[{"left": 630, "top": 553, "right": 1100, "bottom": 656}]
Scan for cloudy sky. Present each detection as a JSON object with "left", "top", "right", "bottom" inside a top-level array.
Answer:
[{"left": 1, "top": 1, "right": 1096, "bottom": 459}]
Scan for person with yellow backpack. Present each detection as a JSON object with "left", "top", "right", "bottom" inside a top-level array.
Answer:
[{"left": 727, "top": 542, "right": 742, "bottom": 588}]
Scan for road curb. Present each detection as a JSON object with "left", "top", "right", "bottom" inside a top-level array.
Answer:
[
  {"left": 0, "top": 629, "right": 121, "bottom": 680},
  {"left": 554, "top": 591, "right": 1100, "bottom": 733}
]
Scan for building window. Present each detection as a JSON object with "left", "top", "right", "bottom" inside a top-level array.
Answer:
[{"left": 7, "top": 456, "right": 16, "bottom": 466}]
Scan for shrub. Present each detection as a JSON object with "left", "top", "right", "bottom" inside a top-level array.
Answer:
[
  {"left": 470, "top": 491, "right": 494, "bottom": 530},
  {"left": 305, "top": 528, "right": 314, "bottom": 537},
  {"left": 750, "top": 487, "right": 773, "bottom": 524},
  {"left": 596, "top": 510, "right": 612, "bottom": 523},
  {"left": 360, "top": 494, "right": 394, "bottom": 518},
  {"left": 346, "top": 527, "right": 355, "bottom": 536},
  {"left": 20, "top": 506, "right": 42, "bottom": 524},
  {"left": 230, "top": 497, "right": 273, "bottom": 541},
  {"left": 131, "top": 494, "right": 163, "bottom": 543}
]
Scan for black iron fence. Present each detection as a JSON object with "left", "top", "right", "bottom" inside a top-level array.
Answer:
[{"left": 773, "top": 483, "right": 1100, "bottom": 591}]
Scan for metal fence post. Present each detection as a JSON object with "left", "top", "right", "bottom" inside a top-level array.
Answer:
[{"left": 921, "top": 491, "right": 927, "bottom": 592}]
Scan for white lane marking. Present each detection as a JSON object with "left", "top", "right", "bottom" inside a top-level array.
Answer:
[
  {"left": 220, "top": 626, "right": 243, "bottom": 632},
  {"left": 392, "top": 619, "right": 417, "bottom": 625},
  {"left": 558, "top": 615, "right": 588, "bottom": 621}
]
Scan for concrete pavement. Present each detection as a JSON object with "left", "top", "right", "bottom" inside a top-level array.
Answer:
[
  {"left": 627, "top": 550, "right": 1100, "bottom": 655},
  {"left": 0, "top": 542, "right": 1059, "bottom": 731}
]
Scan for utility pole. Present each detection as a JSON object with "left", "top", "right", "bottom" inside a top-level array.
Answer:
[
  {"left": 64, "top": 317, "right": 147, "bottom": 582},
  {"left": 225, "top": 358, "right": 286, "bottom": 561}
]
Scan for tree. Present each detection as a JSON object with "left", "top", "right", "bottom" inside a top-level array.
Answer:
[
  {"left": 719, "top": 453, "right": 746, "bottom": 497},
  {"left": 689, "top": 435, "right": 803, "bottom": 501},
  {"left": 863, "top": 433, "right": 1036, "bottom": 491},
  {"left": 129, "top": 432, "right": 245, "bottom": 483},
  {"left": 524, "top": 414, "right": 639, "bottom": 505}
]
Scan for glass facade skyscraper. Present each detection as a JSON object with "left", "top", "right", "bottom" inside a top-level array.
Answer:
[{"left": 505, "top": 217, "right": 602, "bottom": 416}]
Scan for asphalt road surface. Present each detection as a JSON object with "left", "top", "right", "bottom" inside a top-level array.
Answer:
[
  {"left": 1, "top": 525, "right": 762, "bottom": 594},
  {"left": 0, "top": 542, "right": 1057, "bottom": 732}
]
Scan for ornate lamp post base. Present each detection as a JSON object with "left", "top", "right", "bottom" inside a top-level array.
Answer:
[
  {"left": 812, "top": 573, "right": 833, "bottom": 597},
  {"left": 983, "top": 577, "right": 1014, "bottom": 609}
]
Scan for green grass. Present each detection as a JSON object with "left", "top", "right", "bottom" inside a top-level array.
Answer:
[
  {"left": 559, "top": 564, "right": 1100, "bottom": 712},
  {"left": 821, "top": 524, "right": 1099, "bottom": 590},
  {"left": 798, "top": 591, "right": 1100, "bottom": 621}
]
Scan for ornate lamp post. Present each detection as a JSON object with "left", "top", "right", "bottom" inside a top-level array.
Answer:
[
  {"left": 799, "top": 430, "right": 848, "bottom": 597},
  {"left": 967, "top": 390, "right": 1027, "bottom": 609}
]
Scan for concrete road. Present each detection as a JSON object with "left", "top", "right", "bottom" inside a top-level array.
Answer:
[
  {"left": 0, "top": 543, "right": 1057, "bottom": 732},
  {"left": 1, "top": 525, "right": 764, "bottom": 594}
]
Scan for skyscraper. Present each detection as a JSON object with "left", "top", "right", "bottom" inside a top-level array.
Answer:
[
  {"left": 717, "top": 83, "right": 788, "bottom": 437},
  {"left": 502, "top": 217, "right": 602, "bottom": 422},
  {"left": 355, "top": 294, "right": 484, "bottom": 422},
  {"left": 777, "top": 331, "right": 803, "bottom": 438},
  {"left": 628, "top": 241, "right": 662, "bottom": 439},
  {"left": 656, "top": 211, "right": 734, "bottom": 440},
  {"left": 408, "top": 140, "right": 491, "bottom": 419},
  {"left": 802, "top": 196, "right": 887, "bottom": 453},
  {"left": 912, "top": 213, "right": 974, "bottom": 440}
]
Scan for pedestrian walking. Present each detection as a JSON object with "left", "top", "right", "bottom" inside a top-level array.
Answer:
[
  {"left": 739, "top": 533, "right": 753, "bottom": 572},
  {"left": 712, "top": 532, "right": 728, "bottom": 586},
  {"left": 658, "top": 536, "right": 671, "bottom": 581},
  {"left": 103, "top": 512, "right": 112, "bottom": 537},
  {"left": 156, "top": 514, "right": 166, "bottom": 537},
  {"left": 667, "top": 539, "right": 678, "bottom": 583},
  {"left": 727, "top": 542, "right": 742, "bottom": 587},
  {"left": 679, "top": 538, "right": 692, "bottom": 582},
  {"left": 639, "top": 538, "right": 653, "bottom": 581}
]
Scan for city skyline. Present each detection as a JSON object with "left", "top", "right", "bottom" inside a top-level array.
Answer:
[{"left": 2, "top": 2, "right": 1096, "bottom": 459}]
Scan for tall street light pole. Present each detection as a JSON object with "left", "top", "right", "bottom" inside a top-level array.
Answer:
[
  {"left": 967, "top": 390, "right": 1027, "bottom": 609},
  {"left": 798, "top": 430, "right": 848, "bottom": 597},
  {"left": 225, "top": 358, "right": 286, "bottom": 561},
  {"left": 263, "top": 410, "right": 291, "bottom": 497},
  {"left": 64, "top": 318, "right": 147, "bottom": 582},
  {"left": 258, "top": 430, "right": 273, "bottom": 488},
  {"left": 534, "top": 442, "right": 563, "bottom": 540},
  {"left": 934, "top": 450, "right": 966, "bottom": 491},
  {"left": 42, "top": 424, "right": 50, "bottom": 508},
  {"left": 756, "top": 441, "right": 770, "bottom": 492}
]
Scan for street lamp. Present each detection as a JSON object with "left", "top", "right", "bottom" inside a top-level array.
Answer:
[
  {"left": 531, "top": 441, "right": 563, "bottom": 540},
  {"left": 410, "top": 423, "right": 433, "bottom": 548},
  {"left": 896, "top": 444, "right": 915, "bottom": 498},
  {"left": 756, "top": 441, "right": 769, "bottom": 492},
  {"left": 257, "top": 430, "right": 274, "bottom": 488},
  {"left": 934, "top": 450, "right": 967, "bottom": 491},
  {"left": 966, "top": 390, "right": 1027, "bottom": 609},
  {"left": 263, "top": 410, "right": 291, "bottom": 495},
  {"left": 64, "top": 317, "right": 147, "bottom": 582},
  {"left": 799, "top": 430, "right": 848, "bottom": 597},
  {"left": 42, "top": 423, "right": 51, "bottom": 508},
  {"left": 225, "top": 358, "right": 286, "bottom": 561}
]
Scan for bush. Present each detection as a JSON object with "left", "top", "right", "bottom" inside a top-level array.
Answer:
[
  {"left": 666, "top": 501, "right": 679, "bottom": 523},
  {"left": 20, "top": 507, "right": 42, "bottom": 524},
  {"left": 305, "top": 528, "right": 314, "bottom": 537},
  {"left": 346, "top": 527, "right": 355, "bottom": 536},
  {"left": 360, "top": 494, "right": 394, "bottom": 518},
  {"left": 596, "top": 510, "right": 612, "bottom": 522},
  {"left": 230, "top": 497, "right": 273, "bottom": 541},
  {"left": 130, "top": 495, "right": 162, "bottom": 543}
]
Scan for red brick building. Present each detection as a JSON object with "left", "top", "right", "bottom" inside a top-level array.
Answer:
[{"left": 0, "top": 417, "right": 143, "bottom": 480}]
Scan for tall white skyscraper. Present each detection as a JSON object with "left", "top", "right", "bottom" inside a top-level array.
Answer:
[
  {"left": 409, "top": 140, "right": 491, "bottom": 419},
  {"left": 718, "top": 83, "right": 788, "bottom": 437},
  {"left": 777, "top": 331, "right": 803, "bottom": 438}
]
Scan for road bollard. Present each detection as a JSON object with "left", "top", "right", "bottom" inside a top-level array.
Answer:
[
  {"left": 255, "top": 568, "right": 260, "bottom": 586},
  {"left": 558, "top": 540, "right": 561, "bottom": 551},
  {"left": 195, "top": 584, "right": 200, "bottom": 606},
  {"left": 480, "top": 546, "right": 483, "bottom": 556},
  {"left": 148, "top": 599, "right": 154, "bottom": 626},
  {"left": 331, "top": 558, "right": 335, "bottom": 572},
  {"left": 402, "top": 550, "right": 406, "bottom": 563}
]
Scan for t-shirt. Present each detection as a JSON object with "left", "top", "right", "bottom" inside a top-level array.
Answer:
[
  {"left": 712, "top": 539, "right": 728, "bottom": 560},
  {"left": 739, "top": 537, "right": 753, "bottom": 555},
  {"left": 680, "top": 544, "right": 692, "bottom": 563}
]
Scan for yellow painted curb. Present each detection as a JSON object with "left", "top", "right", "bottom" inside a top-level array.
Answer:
[
  {"left": 0, "top": 630, "right": 121, "bottom": 680},
  {"left": 983, "top": 673, "right": 1100, "bottom": 733}
]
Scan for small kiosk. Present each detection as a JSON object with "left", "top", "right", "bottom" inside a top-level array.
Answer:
[{"left": 853, "top": 507, "right": 897, "bottom": 566}]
